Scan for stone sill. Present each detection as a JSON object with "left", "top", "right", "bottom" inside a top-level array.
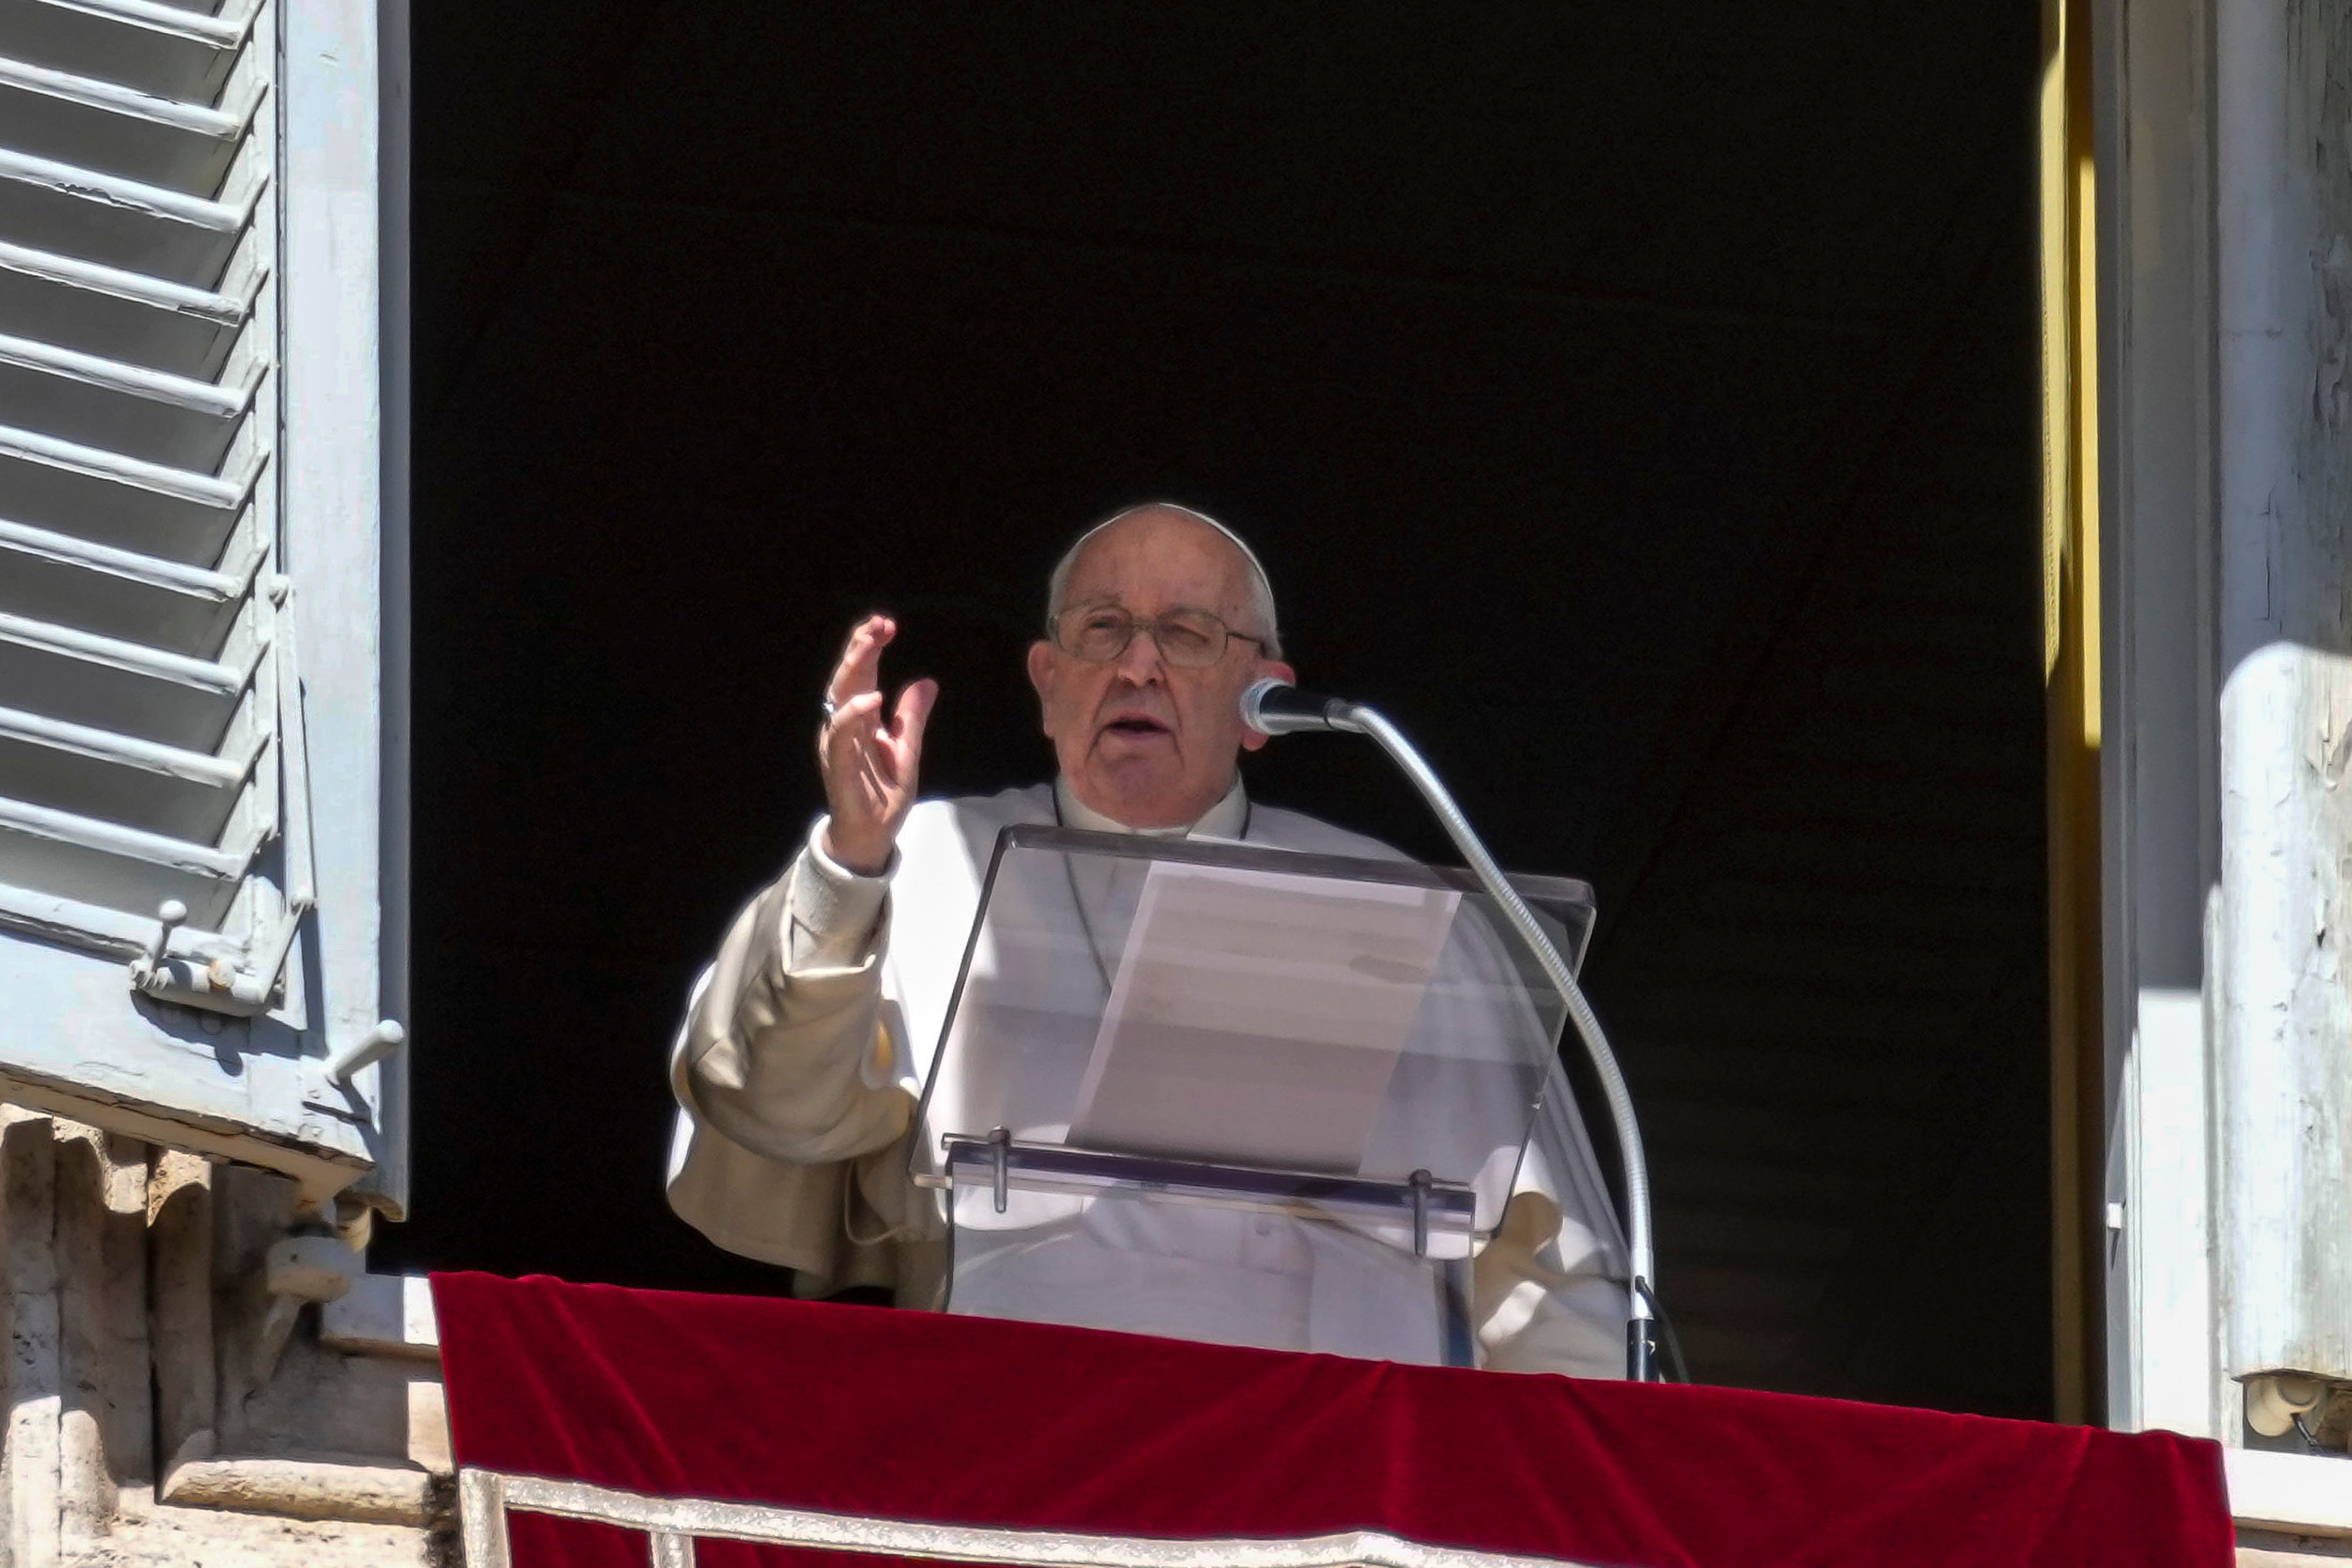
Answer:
[{"left": 161, "top": 1451, "right": 450, "bottom": 1529}]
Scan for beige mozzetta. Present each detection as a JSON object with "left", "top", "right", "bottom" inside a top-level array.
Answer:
[{"left": 667, "top": 779, "right": 1632, "bottom": 1375}]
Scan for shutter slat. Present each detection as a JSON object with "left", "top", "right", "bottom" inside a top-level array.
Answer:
[
  {"left": 0, "top": 510, "right": 238, "bottom": 593},
  {"left": 0, "top": 506, "right": 256, "bottom": 654},
  {"left": 0, "top": 51, "right": 246, "bottom": 194},
  {"left": 0, "top": 417, "right": 246, "bottom": 503},
  {"left": 0, "top": 234, "right": 248, "bottom": 373},
  {"left": 0, "top": 790, "right": 252, "bottom": 872},
  {"left": 0, "top": 0, "right": 247, "bottom": 103},
  {"left": 0, "top": 603, "right": 247, "bottom": 695},
  {"left": 0, "top": 330, "right": 243, "bottom": 416},
  {"left": 0, "top": 143, "right": 247, "bottom": 280},
  {"left": 7, "top": 0, "right": 245, "bottom": 45},
  {"left": 0, "top": 51, "right": 241, "bottom": 137},
  {"left": 0, "top": 418, "right": 253, "bottom": 566},
  {"left": 0, "top": 696, "right": 256, "bottom": 842},
  {"left": 0, "top": 328, "right": 248, "bottom": 466},
  {"left": 0, "top": 701, "right": 245, "bottom": 784}
]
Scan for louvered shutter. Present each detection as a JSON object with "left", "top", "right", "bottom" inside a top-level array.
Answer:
[{"left": 0, "top": 0, "right": 403, "bottom": 1214}]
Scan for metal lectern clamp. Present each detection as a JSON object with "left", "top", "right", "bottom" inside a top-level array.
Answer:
[
  {"left": 1408, "top": 1168, "right": 1434, "bottom": 1258},
  {"left": 987, "top": 1127, "right": 1011, "bottom": 1215}
]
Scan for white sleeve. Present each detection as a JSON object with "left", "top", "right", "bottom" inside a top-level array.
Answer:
[
  {"left": 1473, "top": 1058, "right": 1633, "bottom": 1378},
  {"left": 667, "top": 818, "right": 911, "bottom": 1169}
]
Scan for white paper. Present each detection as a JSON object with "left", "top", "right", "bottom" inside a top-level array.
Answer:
[{"left": 1067, "top": 861, "right": 1461, "bottom": 1173}]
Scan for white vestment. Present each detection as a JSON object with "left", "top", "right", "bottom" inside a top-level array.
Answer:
[{"left": 666, "top": 779, "right": 1629, "bottom": 1376}]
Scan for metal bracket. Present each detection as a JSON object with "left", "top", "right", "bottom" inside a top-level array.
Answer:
[
  {"left": 1408, "top": 1168, "right": 1434, "bottom": 1258},
  {"left": 987, "top": 1127, "right": 1011, "bottom": 1215}
]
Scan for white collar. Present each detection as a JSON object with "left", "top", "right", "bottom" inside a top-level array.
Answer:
[{"left": 1053, "top": 775, "right": 1249, "bottom": 840}]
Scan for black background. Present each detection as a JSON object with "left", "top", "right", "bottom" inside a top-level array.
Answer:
[{"left": 383, "top": 3, "right": 2052, "bottom": 1416}]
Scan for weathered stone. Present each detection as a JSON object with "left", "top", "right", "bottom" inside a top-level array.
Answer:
[{"left": 0, "top": 1112, "right": 447, "bottom": 1562}]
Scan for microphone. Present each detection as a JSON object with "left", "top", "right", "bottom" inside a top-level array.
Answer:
[
  {"left": 1240, "top": 678, "right": 1359, "bottom": 735},
  {"left": 1234, "top": 672, "right": 1664, "bottom": 1380}
]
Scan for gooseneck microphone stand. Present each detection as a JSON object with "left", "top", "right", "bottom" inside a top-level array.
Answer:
[{"left": 1242, "top": 678, "right": 1661, "bottom": 1381}]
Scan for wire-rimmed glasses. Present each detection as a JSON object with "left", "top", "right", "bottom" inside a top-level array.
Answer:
[{"left": 1049, "top": 605, "right": 1269, "bottom": 669}]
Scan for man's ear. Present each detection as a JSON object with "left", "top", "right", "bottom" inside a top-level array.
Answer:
[
  {"left": 1025, "top": 641, "right": 1057, "bottom": 735},
  {"left": 1238, "top": 657, "right": 1299, "bottom": 754}
]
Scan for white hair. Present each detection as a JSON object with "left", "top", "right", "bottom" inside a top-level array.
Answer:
[{"left": 1045, "top": 502, "right": 1283, "bottom": 659}]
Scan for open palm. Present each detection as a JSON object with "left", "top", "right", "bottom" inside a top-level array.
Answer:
[{"left": 817, "top": 615, "right": 938, "bottom": 876}]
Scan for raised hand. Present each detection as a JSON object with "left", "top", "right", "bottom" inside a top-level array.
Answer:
[{"left": 817, "top": 615, "right": 938, "bottom": 876}]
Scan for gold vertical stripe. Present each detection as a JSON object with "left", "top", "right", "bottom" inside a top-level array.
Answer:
[
  {"left": 2073, "top": 116, "right": 2101, "bottom": 754},
  {"left": 2040, "top": 0, "right": 2103, "bottom": 1426},
  {"left": 2040, "top": 0, "right": 2070, "bottom": 681}
]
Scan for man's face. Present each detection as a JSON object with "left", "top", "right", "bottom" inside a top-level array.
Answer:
[{"left": 1026, "top": 509, "right": 1296, "bottom": 829}]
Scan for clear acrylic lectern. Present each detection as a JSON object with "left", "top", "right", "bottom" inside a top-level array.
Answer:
[{"left": 911, "top": 825, "right": 1593, "bottom": 1367}]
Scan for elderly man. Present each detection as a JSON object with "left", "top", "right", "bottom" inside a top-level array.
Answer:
[{"left": 666, "top": 503, "right": 1627, "bottom": 1374}]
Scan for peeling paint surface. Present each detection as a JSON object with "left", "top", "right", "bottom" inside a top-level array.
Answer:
[{"left": 2218, "top": 1, "right": 2352, "bottom": 1383}]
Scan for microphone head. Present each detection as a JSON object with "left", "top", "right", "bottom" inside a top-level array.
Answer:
[
  {"left": 1240, "top": 677, "right": 1293, "bottom": 735},
  {"left": 1241, "top": 678, "right": 1343, "bottom": 735}
]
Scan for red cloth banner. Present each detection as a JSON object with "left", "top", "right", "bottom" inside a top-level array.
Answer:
[{"left": 432, "top": 1271, "right": 2232, "bottom": 1568}]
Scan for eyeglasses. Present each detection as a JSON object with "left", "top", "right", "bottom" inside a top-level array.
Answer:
[{"left": 1049, "top": 605, "right": 1269, "bottom": 669}]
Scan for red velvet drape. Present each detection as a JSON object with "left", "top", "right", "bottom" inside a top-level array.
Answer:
[{"left": 433, "top": 1272, "right": 2232, "bottom": 1568}]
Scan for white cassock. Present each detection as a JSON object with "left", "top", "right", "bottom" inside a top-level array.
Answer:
[{"left": 666, "top": 779, "right": 1629, "bottom": 1376}]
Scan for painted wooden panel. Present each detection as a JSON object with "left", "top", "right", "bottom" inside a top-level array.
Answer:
[{"left": 0, "top": 0, "right": 400, "bottom": 1206}]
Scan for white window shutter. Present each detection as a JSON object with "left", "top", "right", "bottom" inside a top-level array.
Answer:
[{"left": 0, "top": 0, "right": 403, "bottom": 1215}]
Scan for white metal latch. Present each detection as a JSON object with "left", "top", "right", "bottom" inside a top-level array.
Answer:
[{"left": 128, "top": 897, "right": 309, "bottom": 1015}]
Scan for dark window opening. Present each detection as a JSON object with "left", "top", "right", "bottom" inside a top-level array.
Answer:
[{"left": 389, "top": 3, "right": 2051, "bottom": 1418}]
